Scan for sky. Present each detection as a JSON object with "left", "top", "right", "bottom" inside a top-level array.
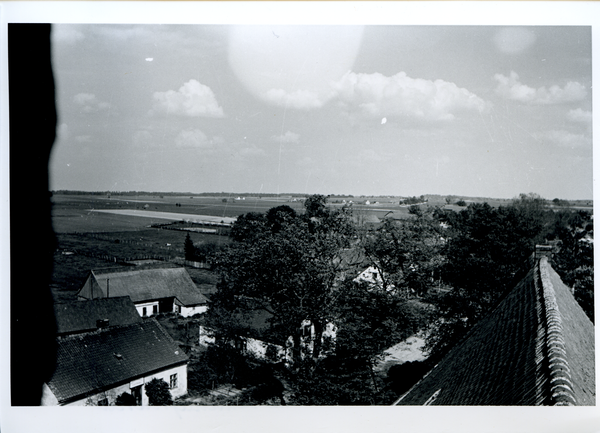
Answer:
[{"left": 49, "top": 24, "right": 593, "bottom": 199}]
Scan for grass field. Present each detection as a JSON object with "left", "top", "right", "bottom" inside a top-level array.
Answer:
[
  {"left": 50, "top": 195, "right": 235, "bottom": 302},
  {"left": 51, "top": 194, "right": 308, "bottom": 233}
]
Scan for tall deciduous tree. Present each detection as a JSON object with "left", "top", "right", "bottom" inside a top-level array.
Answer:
[
  {"left": 211, "top": 196, "right": 359, "bottom": 364},
  {"left": 427, "top": 198, "right": 549, "bottom": 358},
  {"left": 550, "top": 209, "right": 594, "bottom": 322},
  {"left": 361, "top": 211, "right": 444, "bottom": 297},
  {"left": 291, "top": 279, "right": 431, "bottom": 405}
]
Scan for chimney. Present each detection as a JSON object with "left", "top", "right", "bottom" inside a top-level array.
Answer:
[{"left": 97, "top": 318, "right": 109, "bottom": 328}]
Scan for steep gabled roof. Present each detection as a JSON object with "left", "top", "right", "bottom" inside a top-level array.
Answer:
[
  {"left": 78, "top": 267, "right": 208, "bottom": 306},
  {"left": 395, "top": 257, "right": 594, "bottom": 406},
  {"left": 53, "top": 296, "right": 141, "bottom": 335},
  {"left": 46, "top": 319, "right": 188, "bottom": 404}
]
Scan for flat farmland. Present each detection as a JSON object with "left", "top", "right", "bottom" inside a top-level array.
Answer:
[
  {"left": 51, "top": 193, "right": 420, "bottom": 233},
  {"left": 50, "top": 194, "right": 243, "bottom": 301},
  {"left": 51, "top": 194, "right": 308, "bottom": 233},
  {"left": 90, "top": 209, "right": 237, "bottom": 225}
]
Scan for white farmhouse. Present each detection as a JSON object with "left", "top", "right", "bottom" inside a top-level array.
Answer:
[
  {"left": 42, "top": 319, "right": 188, "bottom": 406},
  {"left": 77, "top": 266, "right": 208, "bottom": 317}
]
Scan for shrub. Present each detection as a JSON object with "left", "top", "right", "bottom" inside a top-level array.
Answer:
[
  {"left": 115, "top": 392, "right": 136, "bottom": 406},
  {"left": 145, "top": 378, "right": 173, "bottom": 406},
  {"left": 265, "top": 344, "right": 280, "bottom": 363}
]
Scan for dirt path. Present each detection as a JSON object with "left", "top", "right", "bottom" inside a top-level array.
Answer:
[{"left": 376, "top": 335, "right": 428, "bottom": 374}]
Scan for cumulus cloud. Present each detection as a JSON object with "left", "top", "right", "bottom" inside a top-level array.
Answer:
[
  {"left": 494, "top": 71, "right": 586, "bottom": 104},
  {"left": 331, "top": 71, "right": 487, "bottom": 121},
  {"left": 176, "top": 129, "right": 207, "bottom": 148},
  {"left": 73, "top": 93, "right": 111, "bottom": 113},
  {"left": 175, "top": 129, "right": 219, "bottom": 149},
  {"left": 567, "top": 108, "right": 592, "bottom": 124},
  {"left": 152, "top": 80, "right": 224, "bottom": 117},
  {"left": 271, "top": 131, "right": 300, "bottom": 144},
  {"left": 533, "top": 129, "right": 590, "bottom": 149},
  {"left": 264, "top": 88, "right": 325, "bottom": 110}
]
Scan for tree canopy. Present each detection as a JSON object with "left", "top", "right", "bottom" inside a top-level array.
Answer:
[{"left": 203, "top": 193, "right": 593, "bottom": 404}]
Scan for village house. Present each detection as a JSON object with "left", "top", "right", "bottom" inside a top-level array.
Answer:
[
  {"left": 354, "top": 265, "right": 387, "bottom": 291},
  {"left": 53, "top": 296, "right": 141, "bottom": 336},
  {"left": 77, "top": 266, "right": 208, "bottom": 317},
  {"left": 394, "top": 248, "right": 595, "bottom": 406},
  {"left": 41, "top": 318, "right": 189, "bottom": 406},
  {"left": 199, "top": 300, "right": 336, "bottom": 364},
  {"left": 199, "top": 303, "right": 289, "bottom": 362}
]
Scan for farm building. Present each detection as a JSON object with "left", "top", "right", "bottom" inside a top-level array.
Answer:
[
  {"left": 394, "top": 252, "right": 595, "bottom": 406},
  {"left": 199, "top": 301, "right": 288, "bottom": 362},
  {"left": 200, "top": 298, "right": 336, "bottom": 364},
  {"left": 53, "top": 296, "right": 141, "bottom": 336},
  {"left": 77, "top": 266, "right": 208, "bottom": 317},
  {"left": 41, "top": 319, "right": 189, "bottom": 406},
  {"left": 354, "top": 265, "right": 387, "bottom": 290}
]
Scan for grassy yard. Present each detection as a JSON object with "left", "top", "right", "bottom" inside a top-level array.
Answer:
[{"left": 51, "top": 226, "right": 225, "bottom": 303}]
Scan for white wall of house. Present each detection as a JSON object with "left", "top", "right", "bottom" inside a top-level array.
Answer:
[
  {"left": 198, "top": 325, "right": 215, "bottom": 347},
  {"left": 42, "top": 364, "right": 188, "bottom": 406},
  {"left": 180, "top": 304, "right": 207, "bottom": 317},
  {"left": 138, "top": 363, "right": 188, "bottom": 406},
  {"left": 244, "top": 337, "right": 287, "bottom": 362},
  {"left": 354, "top": 266, "right": 385, "bottom": 288},
  {"left": 134, "top": 301, "right": 160, "bottom": 317}
]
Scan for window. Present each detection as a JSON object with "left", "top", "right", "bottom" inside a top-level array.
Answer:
[
  {"left": 234, "top": 338, "right": 246, "bottom": 353},
  {"left": 152, "top": 305, "right": 158, "bottom": 315},
  {"left": 142, "top": 307, "right": 147, "bottom": 317},
  {"left": 301, "top": 324, "right": 312, "bottom": 337},
  {"left": 170, "top": 373, "right": 178, "bottom": 389}
]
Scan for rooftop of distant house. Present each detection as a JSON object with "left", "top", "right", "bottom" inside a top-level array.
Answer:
[{"left": 78, "top": 265, "right": 208, "bottom": 307}]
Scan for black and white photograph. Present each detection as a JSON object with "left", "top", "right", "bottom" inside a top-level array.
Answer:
[{"left": 2, "top": 2, "right": 598, "bottom": 432}]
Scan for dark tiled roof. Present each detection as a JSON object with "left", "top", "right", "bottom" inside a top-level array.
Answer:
[
  {"left": 395, "top": 257, "right": 595, "bottom": 406},
  {"left": 47, "top": 319, "right": 188, "bottom": 404},
  {"left": 54, "top": 297, "right": 141, "bottom": 335},
  {"left": 78, "top": 267, "right": 208, "bottom": 306}
]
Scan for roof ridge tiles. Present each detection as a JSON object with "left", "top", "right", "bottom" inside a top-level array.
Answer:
[{"left": 538, "top": 257, "right": 576, "bottom": 406}]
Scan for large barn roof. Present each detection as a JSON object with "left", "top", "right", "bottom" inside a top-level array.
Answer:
[
  {"left": 53, "top": 296, "right": 141, "bottom": 335},
  {"left": 46, "top": 319, "right": 188, "bottom": 404},
  {"left": 78, "top": 267, "right": 208, "bottom": 306},
  {"left": 395, "top": 257, "right": 595, "bottom": 406}
]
